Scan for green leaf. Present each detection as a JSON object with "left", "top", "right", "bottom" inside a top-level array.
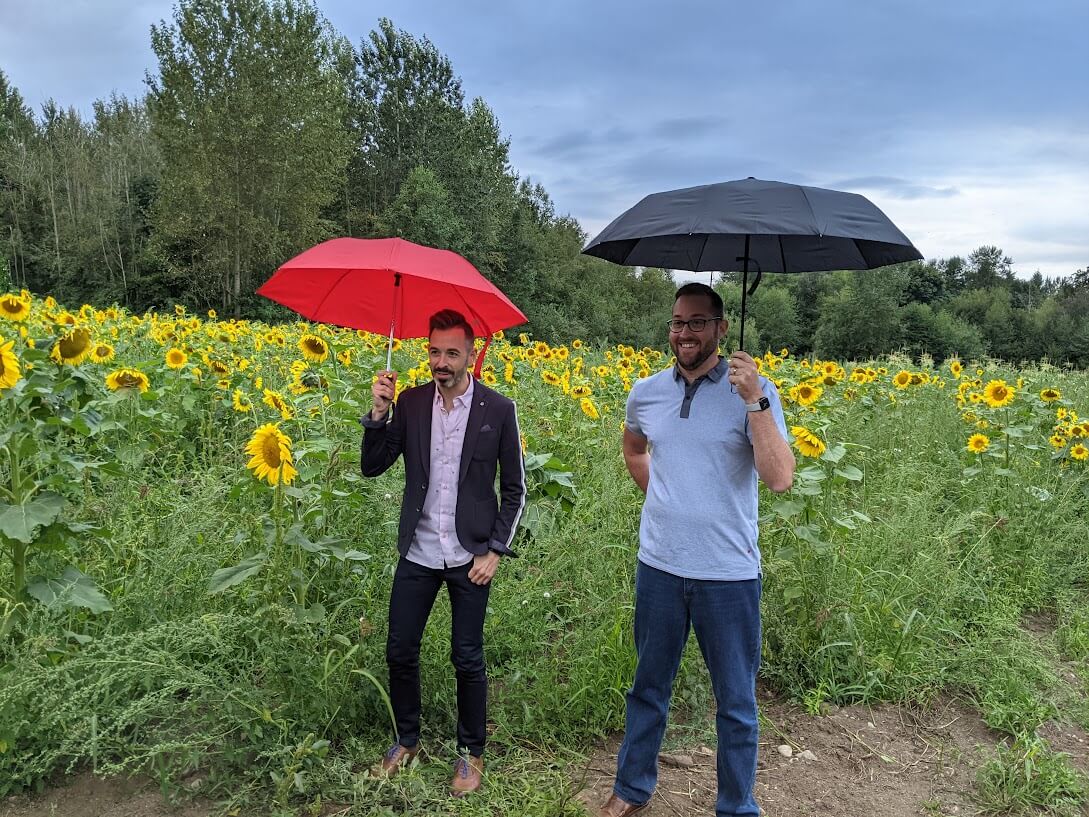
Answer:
[
  {"left": 832, "top": 515, "right": 857, "bottom": 529},
  {"left": 0, "top": 492, "right": 65, "bottom": 544},
  {"left": 27, "top": 566, "right": 113, "bottom": 613},
  {"left": 821, "top": 443, "right": 847, "bottom": 463},
  {"left": 782, "top": 585, "right": 804, "bottom": 601},
  {"left": 208, "top": 553, "right": 267, "bottom": 594},
  {"left": 796, "top": 465, "right": 827, "bottom": 482},
  {"left": 834, "top": 465, "right": 864, "bottom": 481},
  {"left": 772, "top": 499, "right": 806, "bottom": 520}
]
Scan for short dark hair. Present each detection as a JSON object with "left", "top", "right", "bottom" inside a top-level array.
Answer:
[
  {"left": 674, "top": 282, "right": 723, "bottom": 316},
  {"left": 428, "top": 309, "right": 475, "bottom": 347}
]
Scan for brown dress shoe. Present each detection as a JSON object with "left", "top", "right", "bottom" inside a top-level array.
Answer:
[
  {"left": 369, "top": 743, "right": 419, "bottom": 778},
  {"left": 450, "top": 754, "right": 484, "bottom": 796},
  {"left": 598, "top": 792, "right": 649, "bottom": 817}
]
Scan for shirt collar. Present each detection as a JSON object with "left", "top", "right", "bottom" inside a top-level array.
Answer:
[
  {"left": 672, "top": 355, "right": 727, "bottom": 383},
  {"left": 434, "top": 374, "right": 475, "bottom": 408}
]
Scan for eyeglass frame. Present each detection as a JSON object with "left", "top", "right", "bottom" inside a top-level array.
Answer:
[{"left": 666, "top": 316, "right": 724, "bottom": 333}]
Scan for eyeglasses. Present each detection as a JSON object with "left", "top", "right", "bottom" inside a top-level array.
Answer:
[{"left": 666, "top": 317, "right": 723, "bottom": 333}]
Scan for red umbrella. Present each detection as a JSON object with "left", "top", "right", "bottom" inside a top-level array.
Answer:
[{"left": 257, "top": 237, "right": 526, "bottom": 375}]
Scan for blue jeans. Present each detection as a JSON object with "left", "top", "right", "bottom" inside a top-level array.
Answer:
[{"left": 614, "top": 561, "right": 762, "bottom": 816}]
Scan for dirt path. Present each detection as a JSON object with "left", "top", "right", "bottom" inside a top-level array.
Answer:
[
  {"left": 4, "top": 694, "right": 1086, "bottom": 817},
  {"left": 576, "top": 692, "right": 1087, "bottom": 817}
]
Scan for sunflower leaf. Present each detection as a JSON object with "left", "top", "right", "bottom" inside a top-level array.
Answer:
[
  {"left": 208, "top": 552, "right": 268, "bottom": 594},
  {"left": 834, "top": 465, "right": 864, "bottom": 481},
  {"left": 0, "top": 492, "right": 65, "bottom": 544},
  {"left": 27, "top": 566, "right": 112, "bottom": 613}
]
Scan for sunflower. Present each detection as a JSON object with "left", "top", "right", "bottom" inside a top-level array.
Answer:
[
  {"left": 89, "top": 343, "right": 115, "bottom": 363},
  {"left": 337, "top": 348, "right": 352, "bottom": 366},
  {"left": 541, "top": 370, "right": 561, "bottom": 386},
  {"left": 105, "top": 367, "right": 150, "bottom": 393},
  {"left": 595, "top": 365, "right": 610, "bottom": 378},
  {"left": 299, "top": 333, "right": 329, "bottom": 362},
  {"left": 165, "top": 348, "right": 188, "bottom": 369},
  {"left": 0, "top": 339, "right": 22, "bottom": 390},
  {"left": 893, "top": 370, "right": 912, "bottom": 389},
  {"left": 0, "top": 293, "right": 31, "bottom": 322},
  {"left": 580, "top": 397, "right": 600, "bottom": 420},
  {"left": 504, "top": 362, "right": 515, "bottom": 383},
  {"left": 1039, "top": 388, "right": 1061, "bottom": 403},
  {"left": 570, "top": 385, "right": 593, "bottom": 398},
  {"left": 1049, "top": 434, "right": 1067, "bottom": 449},
  {"left": 982, "top": 379, "right": 1015, "bottom": 409},
  {"left": 794, "top": 383, "right": 823, "bottom": 406},
  {"left": 232, "top": 389, "right": 252, "bottom": 413},
  {"left": 262, "top": 388, "right": 294, "bottom": 419},
  {"left": 790, "top": 426, "right": 826, "bottom": 458},
  {"left": 245, "top": 423, "right": 298, "bottom": 486},
  {"left": 209, "top": 359, "right": 231, "bottom": 376},
  {"left": 50, "top": 327, "right": 92, "bottom": 365},
  {"left": 966, "top": 433, "right": 990, "bottom": 454},
  {"left": 572, "top": 339, "right": 583, "bottom": 349},
  {"left": 949, "top": 360, "right": 963, "bottom": 378},
  {"left": 1071, "top": 443, "right": 1089, "bottom": 462}
]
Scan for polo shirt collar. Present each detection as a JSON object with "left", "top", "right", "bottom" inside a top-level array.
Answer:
[{"left": 672, "top": 355, "right": 727, "bottom": 383}]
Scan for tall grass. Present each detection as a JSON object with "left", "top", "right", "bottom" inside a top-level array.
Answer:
[{"left": 1, "top": 306, "right": 1087, "bottom": 812}]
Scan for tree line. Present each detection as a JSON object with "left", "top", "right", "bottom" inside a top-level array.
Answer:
[{"left": 1, "top": 0, "right": 1086, "bottom": 364}]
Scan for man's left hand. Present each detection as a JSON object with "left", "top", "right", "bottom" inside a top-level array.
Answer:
[
  {"left": 468, "top": 551, "right": 500, "bottom": 585},
  {"left": 728, "top": 351, "right": 762, "bottom": 403}
]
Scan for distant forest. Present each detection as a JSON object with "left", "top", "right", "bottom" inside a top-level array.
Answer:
[{"left": 2, "top": 2, "right": 1087, "bottom": 364}]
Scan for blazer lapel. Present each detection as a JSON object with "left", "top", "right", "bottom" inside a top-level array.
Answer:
[
  {"left": 459, "top": 388, "right": 487, "bottom": 484},
  {"left": 419, "top": 381, "right": 435, "bottom": 478}
]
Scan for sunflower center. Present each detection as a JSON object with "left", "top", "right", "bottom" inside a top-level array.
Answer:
[
  {"left": 58, "top": 329, "right": 91, "bottom": 358},
  {"left": 261, "top": 436, "right": 283, "bottom": 468},
  {"left": 1, "top": 298, "right": 22, "bottom": 315}
]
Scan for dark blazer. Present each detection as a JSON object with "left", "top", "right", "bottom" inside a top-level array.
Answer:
[{"left": 361, "top": 379, "right": 526, "bottom": 558}]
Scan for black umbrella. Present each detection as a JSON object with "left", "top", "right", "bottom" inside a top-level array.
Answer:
[{"left": 583, "top": 177, "right": 922, "bottom": 350}]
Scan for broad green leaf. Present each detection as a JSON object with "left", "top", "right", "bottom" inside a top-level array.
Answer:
[
  {"left": 27, "top": 566, "right": 113, "bottom": 613},
  {"left": 821, "top": 443, "right": 847, "bottom": 464},
  {"left": 208, "top": 552, "right": 267, "bottom": 594},
  {"left": 834, "top": 465, "right": 864, "bottom": 481},
  {"left": 772, "top": 499, "right": 806, "bottom": 520},
  {"left": 0, "top": 492, "right": 65, "bottom": 544}
]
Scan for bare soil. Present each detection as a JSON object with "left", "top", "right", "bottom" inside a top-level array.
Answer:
[
  {"left": 4, "top": 695, "right": 1086, "bottom": 816},
  {"left": 575, "top": 690, "right": 1087, "bottom": 817}
]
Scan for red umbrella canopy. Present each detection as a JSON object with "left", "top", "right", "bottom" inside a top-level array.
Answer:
[{"left": 257, "top": 237, "right": 526, "bottom": 339}]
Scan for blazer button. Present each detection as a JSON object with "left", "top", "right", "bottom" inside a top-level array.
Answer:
[{"left": 415, "top": 506, "right": 421, "bottom": 512}]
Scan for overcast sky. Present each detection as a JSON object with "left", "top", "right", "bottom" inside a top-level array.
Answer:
[{"left": 2, "top": 0, "right": 1087, "bottom": 277}]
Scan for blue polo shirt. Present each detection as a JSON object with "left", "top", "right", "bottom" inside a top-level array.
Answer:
[{"left": 624, "top": 356, "right": 788, "bottom": 581}]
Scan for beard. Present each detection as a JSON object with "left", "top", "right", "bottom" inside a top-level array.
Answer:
[{"left": 671, "top": 336, "right": 718, "bottom": 371}]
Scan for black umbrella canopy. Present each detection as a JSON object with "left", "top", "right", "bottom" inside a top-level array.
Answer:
[
  {"left": 583, "top": 177, "right": 922, "bottom": 273},
  {"left": 583, "top": 177, "right": 923, "bottom": 351}
]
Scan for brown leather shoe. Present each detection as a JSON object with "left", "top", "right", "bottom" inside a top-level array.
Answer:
[
  {"left": 369, "top": 743, "right": 419, "bottom": 778},
  {"left": 598, "top": 792, "right": 649, "bottom": 817},
  {"left": 450, "top": 754, "right": 483, "bottom": 796}
]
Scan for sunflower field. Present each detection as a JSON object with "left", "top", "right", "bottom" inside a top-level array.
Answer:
[{"left": 1, "top": 289, "right": 1088, "bottom": 813}]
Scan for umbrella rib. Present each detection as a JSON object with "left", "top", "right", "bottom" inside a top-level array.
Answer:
[
  {"left": 694, "top": 232, "right": 711, "bottom": 272},
  {"left": 308, "top": 268, "right": 360, "bottom": 321},
  {"left": 798, "top": 185, "right": 821, "bottom": 237}
]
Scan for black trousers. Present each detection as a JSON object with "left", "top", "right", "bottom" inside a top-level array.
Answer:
[{"left": 386, "top": 556, "right": 491, "bottom": 756}]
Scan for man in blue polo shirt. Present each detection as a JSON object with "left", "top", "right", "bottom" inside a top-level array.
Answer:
[{"left": 599, "top": 283, "right": 795, "bottom": 817}]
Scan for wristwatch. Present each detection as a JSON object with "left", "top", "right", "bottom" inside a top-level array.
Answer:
[{"left": 745, "top": 396, "right": 771, "bottom": 413}]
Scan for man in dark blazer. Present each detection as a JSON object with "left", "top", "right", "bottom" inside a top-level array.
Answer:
[{"left": 361, "top": 309, "right": 525, "bottom": 797}]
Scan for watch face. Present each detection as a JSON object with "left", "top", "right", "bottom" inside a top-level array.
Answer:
[{"left": 759, "top": 396, "right": 770, "bottom": 410}]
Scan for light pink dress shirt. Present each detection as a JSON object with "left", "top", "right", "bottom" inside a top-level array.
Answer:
[{"left": 405, "top": 377, "right": 476, "bottom": 569}]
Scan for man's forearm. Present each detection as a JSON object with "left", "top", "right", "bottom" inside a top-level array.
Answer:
[
  {"left": 625, "top": 453, "right": 650, "bottom": 494},
  {"left": 749, "top": 412, "right": 795, "bottom": 492}
]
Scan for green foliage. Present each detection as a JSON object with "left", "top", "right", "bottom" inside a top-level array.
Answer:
[
  {"left": 147, "top": 0, "right": 350, "bottom": 317},
  {"left": 976, "top": 736, "right": 1087, "bottom": 815}
]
